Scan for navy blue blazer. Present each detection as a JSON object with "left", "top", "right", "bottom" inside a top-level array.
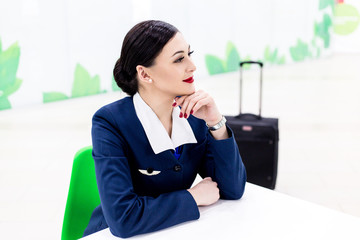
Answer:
[{"left": 83, "top": 96, "right": 246, "bottom": 238}]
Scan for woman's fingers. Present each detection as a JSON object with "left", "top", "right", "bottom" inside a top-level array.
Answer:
[
  {"left": 182, "top": 95, "right": 207, "bottom": 117},
  {"left": 191, "top": 96, "right": 211, "bottom": 113},
  {"left": 174, "top": 90, "right": 208, "bottom": 118},
  {"left": 173, "top": 90, "right": 221, "bottom": 124}
]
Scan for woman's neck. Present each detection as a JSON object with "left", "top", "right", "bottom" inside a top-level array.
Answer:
[{"left": 138, "top": 89, "right": 174, "bottom": 135}]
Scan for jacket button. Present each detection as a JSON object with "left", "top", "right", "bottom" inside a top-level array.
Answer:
[
  {"left": 147, "top": 168, "right": 154, "bottom": 174},
  {"left": 174, "top": 165, "right": 182, "bottom": 172}
]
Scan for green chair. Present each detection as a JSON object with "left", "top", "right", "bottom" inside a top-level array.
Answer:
[{"left": 61, "top": 146, "right": 100, "bottom": 240}]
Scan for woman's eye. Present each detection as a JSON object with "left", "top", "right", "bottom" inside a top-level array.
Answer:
[
  {"left": 174, "top": 50, "right": 194, "bottom": 63},
  {"left": 175, "top": 57, "right": 185, "bottom": 63}
]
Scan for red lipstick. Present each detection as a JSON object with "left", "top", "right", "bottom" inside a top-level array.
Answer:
[{"left": 183, "top": 76, "right": 194, "bottom": 83}]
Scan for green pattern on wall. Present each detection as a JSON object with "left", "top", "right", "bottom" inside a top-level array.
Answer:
[
  {"left": 205, "top": 41, "right": 286, "bottom": 75},
  {"left": 205, "top": 42, "right": 252, "bottom": 75},
  {"left": 314, "top": 13, "right": 332, "bottom": 48},
  {"left": 225, "top": 42, "right": 241, "bottom": 72},
  {"left": 111, "top": 76, "right": 121, "bottom": 91},
  {"left": 319, "top": 0, "right": 335, "bottom": 11},
  {"left": 205, "top": 0, "right": 336, "bottom": 74},
  {"left": 43, "top": 63, "right": 106, "bottom": 103},
  {"left": 289, "top": 0, "right": 333, "bottom": 62},
  {"left": 72, "top": 64, "right": 103, "bottom": 97},
  {"left": 289, "top": 39, "right": 311, "bottom": 61},
  {"left": 205, "top": 55, "right": 225, "bottom": 75},
  {"left": 0, "top": 38, "right": 22, "bottom": 110},
  {"left": 264, "top": 46, "right": 285, "bottom": 64}
]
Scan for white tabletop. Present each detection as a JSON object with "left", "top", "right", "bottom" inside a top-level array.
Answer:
[{"left": 82, "top": 183, "right": 360, "bottom": 240}]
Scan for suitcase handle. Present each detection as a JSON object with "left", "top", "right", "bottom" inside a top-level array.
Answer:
[
  {"left": 239, "top": 61, "right": 263, "bottom": 117},
  {"left": 235, "top": 113, "right": 261, "bottom": 120},
  {"left": 240, "top": 61, "right": 263, "bottom": 67}
]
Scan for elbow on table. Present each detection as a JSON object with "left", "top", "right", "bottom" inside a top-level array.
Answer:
[
  {"left": 233, "top": 165, "right": 247, "bottom": 200},
  {"left": 234, "top": 184, "right": 246, "bottom": 200},
  {"left": 109, "top": 224, "right": 136, "bottom": 239},
  {"left": 221, "top": 156, "right": 247, "bottom": 200},
  {"left": 222, "top": 186, "right": 245, "bottom": 200},
  {"left": 107, "top": 212, "right": 142, "bottom": 238},
  {"left": 221, "top": 175, "right": 247, "bottom": 200}
]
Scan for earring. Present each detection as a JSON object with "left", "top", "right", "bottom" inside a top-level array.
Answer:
[{"left": 148, "top": 79, "right": 152, "bottom": 83}]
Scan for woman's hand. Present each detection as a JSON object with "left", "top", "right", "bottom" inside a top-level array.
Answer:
[
  {"left": 173, "top": 90, "right": 229, "bottom": 140},
  {"left": 173, "top": 90, "right": 222, "bottom": 126},
  {"left": 187, "top": 177, "right": 220, "bottom": 206}
]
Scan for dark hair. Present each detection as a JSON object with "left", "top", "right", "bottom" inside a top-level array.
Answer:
[{"left": 113, "top": 20, "right": 179, "bottom": 95}]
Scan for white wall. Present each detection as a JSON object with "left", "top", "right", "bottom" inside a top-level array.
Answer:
[{"left": 0, "top": 0, "right": 345, "bottom": 110}]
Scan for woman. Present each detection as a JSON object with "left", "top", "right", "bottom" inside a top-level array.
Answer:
[{"left": 83, "top": 20, "right": 246, "bottom": 238}]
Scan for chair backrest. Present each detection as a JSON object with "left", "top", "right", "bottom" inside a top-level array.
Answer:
[{"left": 61, "top": 146, "right": 100, "bottom": 240}]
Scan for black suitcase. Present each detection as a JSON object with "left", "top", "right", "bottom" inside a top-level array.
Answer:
[{"left": 225, "top": 61, "right": 279, "bottom": 189}]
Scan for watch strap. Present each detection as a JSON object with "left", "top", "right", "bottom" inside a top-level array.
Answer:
[{"left": 206, "top": 116, "right": 227, "bottom": 131}]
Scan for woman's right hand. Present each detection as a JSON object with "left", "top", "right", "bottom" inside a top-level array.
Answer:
[{"left": 187, "top": 177, "right": 220, "bottom": 206}]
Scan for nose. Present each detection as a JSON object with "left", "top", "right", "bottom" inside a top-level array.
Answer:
[{"left": 187, "top": 57, "right": 197, "bottom": 73}]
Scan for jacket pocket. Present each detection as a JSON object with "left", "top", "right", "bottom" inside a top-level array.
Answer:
[{"left": 138, "top": 168, "right": 161, "bottom": 176}]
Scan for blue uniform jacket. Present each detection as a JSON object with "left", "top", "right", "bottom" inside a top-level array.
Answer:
[{"left": 83, "top": 96, "right": 246, "bottom": 238}]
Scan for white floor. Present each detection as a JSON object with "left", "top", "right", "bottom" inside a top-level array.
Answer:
[{"left": 1, "top": 54, "right": 360, "bottom": 239}]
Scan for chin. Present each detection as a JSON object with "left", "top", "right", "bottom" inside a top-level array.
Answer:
[
  {"left": 168, "top": 85, "right": 195, "bottom": 97},
  {"left": 183, "top": 85, "right": 196, "bottom": 95},
  {"left": 178, "top": 89, "right": 195, "bottom": 96}
]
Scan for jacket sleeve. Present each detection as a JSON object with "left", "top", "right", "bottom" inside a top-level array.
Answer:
[
  {"left": 198, "top": 125, "right": 247, "bottom": 200},
  {"left": 92, "top": 107, "right": 199, "bottom": 238}
]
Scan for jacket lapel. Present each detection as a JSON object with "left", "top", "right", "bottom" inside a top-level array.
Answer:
[{"left": 118, "top": 96, "right": 205, "bottom": 165}]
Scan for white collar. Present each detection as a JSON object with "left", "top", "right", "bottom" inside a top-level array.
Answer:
[{"left": 133, "top": 92, "right": 197, "bottom": 154}]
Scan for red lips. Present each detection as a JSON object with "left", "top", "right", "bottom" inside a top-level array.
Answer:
[{"left": 183, "top": 76, "right": 194, "bottom": 83}]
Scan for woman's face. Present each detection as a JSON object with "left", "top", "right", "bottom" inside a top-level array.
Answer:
[{"left": 146, "top": 32, "right": 197, "bottom": 97}]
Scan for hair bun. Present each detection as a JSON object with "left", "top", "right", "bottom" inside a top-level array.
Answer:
[
  {"left": 114, "top": 60, "right": 131, "bottom": 82},
  {"left": 113, "top": 58, "right": 137, "bottom": 95}
]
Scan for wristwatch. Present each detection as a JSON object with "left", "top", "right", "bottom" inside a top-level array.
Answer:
[{"left": 206, "top": 116, "right": 227, "bottom": 131}]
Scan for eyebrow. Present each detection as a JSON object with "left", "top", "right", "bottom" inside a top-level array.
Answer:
[{"left": 172, "top": 45, "right": 191, "bottom": 57}]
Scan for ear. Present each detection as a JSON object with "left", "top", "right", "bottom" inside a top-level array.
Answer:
[{"left": 136, "top": 65, "right": 152, "bottom": 83}]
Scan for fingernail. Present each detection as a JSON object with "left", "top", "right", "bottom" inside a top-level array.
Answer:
[
  {"left": 179, "top": 112, "right": 183, "bottom": 118},
  {"left": 172, "top": 102, "right": 176, "bottom": 107},
  {"left": 184, "top": 113, "right": 188, "bottom": 118},
  {"left": 190, "top": 110, "right": 194, "bottom": 115}
]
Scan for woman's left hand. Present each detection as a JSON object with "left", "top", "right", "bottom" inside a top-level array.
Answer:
[{"left": 173, "top": 90, "right": 222, "bottom": 126}]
